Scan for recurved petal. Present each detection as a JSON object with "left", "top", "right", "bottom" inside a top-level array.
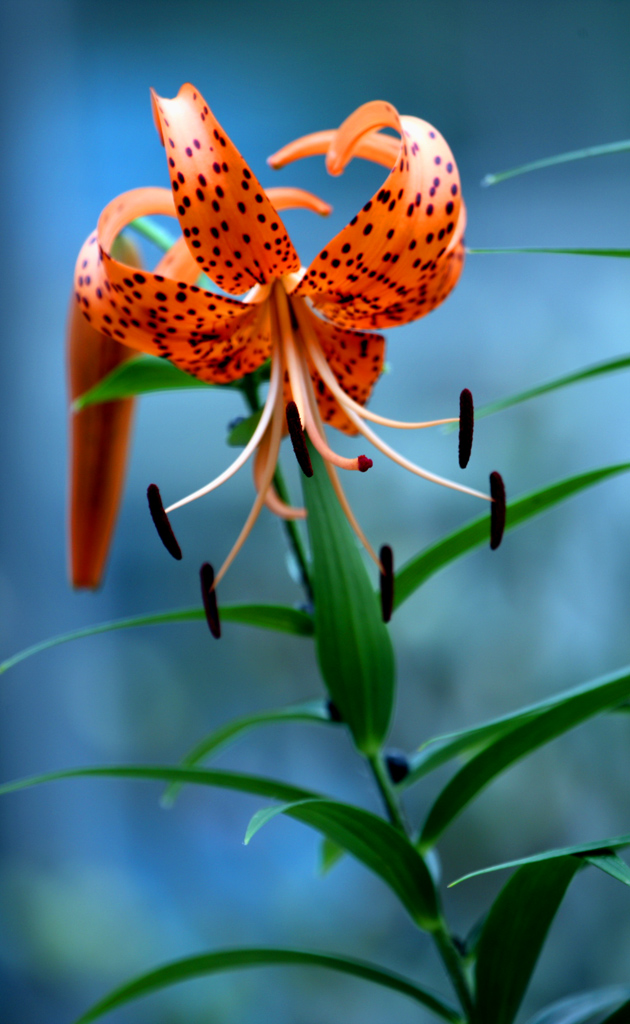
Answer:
[
  {"left": 151, "top": 84, "right": 300, "bottom": 294},
  {"left": 294, "top": 103, "right": 465, "bottom": 329},
  {"left": 75, "top": 188, "right": 269, "bottom": 384},
  {"left": 67, "top": 237, "right": 139, "bottom": 588},
  {"left": 293, "top": 303, "right": 385, "bottom": 435}
]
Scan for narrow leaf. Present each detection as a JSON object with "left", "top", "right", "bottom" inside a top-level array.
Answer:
[
  {"left": 74, "top": 356, "right": 213, "bottom": 408},
  {"left": 0, "top": 764, "right": 321, "bottom": 805},
  {"left": 582, "top": 851, "right": 630, "bottom": 889},
  {"left": 475, "top": 858, "right": 582, "bottom": 1024},
  {"left": 395, "top": 463, "right": 630, "bottom": 610},
  {"left": 243, "top": 797, "right": 440, "bottom": 931},
  {"left": 319, "top": 836, "right": 345, "bottom": 875},
  {"left": 474, "top": 354, "right": 630, "bottom": 422},
  {"left": 245, "top": 804, "right": 286, "bottom": 844},
  {"left": 404, "top": 667, "right": 630, "bottom": 789},
  {"left": 162, "top": 700, "right": 331, "bottom": 807},
  {"left": 482, "top": 139, "right": 630, "bottom": 186},
  {"left": 600, "top": 1000, "right": 630, "bottom": 1024},
  {"left": 524, "top": 987, "right": 630, "bottom": 1024},
  {"left": 452, "top": 832, "right": 630, "bottom": 886},
  {"left": 73, "top": 946, "right": 461, "bottom": 1024},
  {"left": 468, "top": 248, "right": 630, "bottom": 258},
  {"left": 302, "top": 444, "right": 395, "bottom": 755},
  {"left": 419, "top": 666, "right": 630, "bottom": 849},
  {"left": 0, "top": 604, "right": 314, "bottom": 675},
  {"left": 129, "top": 216, "right": 178, "bottom": 252}
]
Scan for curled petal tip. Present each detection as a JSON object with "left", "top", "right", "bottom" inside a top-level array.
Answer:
[
  {"left": 489, "top": 472, "right": 506, "bottom": 550},
  {"left": 147, "top": 484, "right": 183, "bottom": 560},
  {"left": 200, "top": 562, "right": 221, "bottom": 639},
  {"left": 149, "top": 88, "right": 165, "bottom": 146},
  {"left": 357, "top": 455, "right": 373, "bottom": 473},
  {"left": 458, "top": 388, "right": 474, "bottom": 469},
  {"left": 379, "top": 544, "right": 394, "bottom": 623}
]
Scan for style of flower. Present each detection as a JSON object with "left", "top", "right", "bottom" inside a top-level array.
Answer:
[{"left": 72, "top": 83, "right": 499, "bottom": 593}]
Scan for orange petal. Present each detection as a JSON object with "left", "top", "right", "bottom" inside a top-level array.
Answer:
[
  {"left": 294, "top": 104, "right": 465, "bottom": 329},
  {"left": 75, "top": 188, "right": 271, "bottom": 384},
  {"left": 264, "top": 186, "right": 332, "bottom": 216},
  {"left": 151, "top": 84, "right": 300, "bottom": 294},
  {"left": 268, "top": 129, "right": 398, "bottom": 171},
  {"left": 291, "top": 302, "right": 385, "bottom": 435},
  {"left": 67, "top": 236, "right": 140, "bottom": 589}
]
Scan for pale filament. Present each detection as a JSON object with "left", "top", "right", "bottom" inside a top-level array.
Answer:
[
  {"left": 165, "top": 329, "right": 281, "bottom": 513},
  {"left": 253, "top": 433, "right": 306, "bottom": 520},
  {"left": 274, "top": 285, "right": 365, "bottom": 472},
  {"left": 290, "top": 300, "right": 490, "bottom": 502},
  {"left": 303, "top": 364, "right": 382, "bottom": 571},
  {"left": 292, "top": 297, "right": 458, "bottom": 431},
  {"left": 213, "top": 339, "right": 288, "bottom": 588}
]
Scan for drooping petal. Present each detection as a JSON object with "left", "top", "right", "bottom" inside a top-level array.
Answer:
[
  {"left": 268, "top": 129, "right": 399, "bottom": 172},
  {"left": 291, "top": 299, "right": 385, "bottom": 435},
  {"left": 151, "top": 84, "right": 300, "bottom": 294},
  {"left": 67, "top": 237, "right": 141, "bottom": 588},
  {"left": 75, "top": 187, "right": 270, "bottom": 384},
  {"left": 286, "top": 102, "right": 465, "bottom": 329}
]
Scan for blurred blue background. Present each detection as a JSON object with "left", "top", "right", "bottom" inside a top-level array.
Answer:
[{"left": 1, "top": 1, "right": 630, "bottom": 1021}]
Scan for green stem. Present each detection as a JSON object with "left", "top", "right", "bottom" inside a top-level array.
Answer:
[
  {"left": 433, "top": 925, "right": 475, "bottom": 1022},
  {"left": 240, "top": 377, "right": 313, "bottom": 603},
  {"left": 367, "top": 753, "right": 408, "bottom": 834}
]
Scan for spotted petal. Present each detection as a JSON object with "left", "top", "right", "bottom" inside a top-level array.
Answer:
[
  {"left": 288, "top": 101, "right": 465, "bottom": 329},
  {"left": 74, "top": 187, "right": 271, "bottom": 384},
  {"left": 151, "top": 84, "right": 300, "bottom": 294}
]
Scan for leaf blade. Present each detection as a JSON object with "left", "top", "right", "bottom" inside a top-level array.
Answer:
[
  {"left": 75, "top": 356, "right": 213, "bottom": 408},
  {"left": 482, "top": 139, "right": 630, "bottom": 186},
  {"left": 475, "top": 858, "right": 582, "bottom": 1024},
  {"left": 468, "top": 248, "right": 630, "bottom": 258},
  {"left": 451, "top": 833, "right": 630, "bottom": 886},
  {"left": 419, "top": 665, "right": 630, "bottom": 849},
  {"left": 302, "top": 445, "right": 395, "bottom": 754},
  {"left": 524, "top": 986, "right": 630, "bottom": 1024},
  {"left": 394, "top": 463, "right": 630, "bottom": 610},
  {"left": 73, "top": 946, "right": 461, "bottom": 1024},
  {"left": 0, "top": 604, "right": 313, "bottom": 675},
  {"left": 162, "top": 700, "right": 331, "bottom": 807},
  {"left": 242, "top": 797, "right": 440, "bottom": 930}
]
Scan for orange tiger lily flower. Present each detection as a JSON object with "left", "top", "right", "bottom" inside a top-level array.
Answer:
[{"left": 72, "top": 83, "right": 496, "bottom": 590}]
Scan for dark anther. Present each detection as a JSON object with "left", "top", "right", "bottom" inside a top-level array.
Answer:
[
  {"left": 357, "top": 455, "right": 373, "bottom": 472},
  {"left": 286, "top": 401, "right": 313, "bottom": 477},
  {"left": 379, "top": 544, "right": 394, "bottom": 623},
  {"left": 199, "top": 562, "right": 221, "bottom": 638},
  {"left": 326, "top": 699, "right": 343, "bottom": 723},
  {"left": 147, "top": 484, "right": 182, "bottom": 560},
  {"left": 489, "top": 472, "right": 506, "bottom": 550},
  {"left": 458, "top": 388, "right": 474, "bottom": 468},
  {"left": 385, "top": 750, "right": 410, "bottom": 784}
]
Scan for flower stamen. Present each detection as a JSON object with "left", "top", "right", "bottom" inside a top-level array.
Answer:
[
  {"left": 489, "top": 472, "right": 507, "bottom": 550},
  {"left": 286, "top": 401, "right": 314, "bottom": 478},
  {"left": 379, "top": 544, "right": 395, "bottom": 623},
  {"left": 458, "top": 389, "right": 474, "bottom": 469},
  {"left": 199, "top": 562, "right": 221, "bottom": 638},
  {"left": 147, "top": 484, "right": 182, "bottom": 560}
]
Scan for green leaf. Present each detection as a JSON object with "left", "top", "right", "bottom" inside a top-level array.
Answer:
[
  {"left": 482, "top": 139, "right": 630, "bottom": 186},
  {"left": 468, "top": 248, "right": 630, "bottom": 258},
  {"left": 394, "top": 463, "right": 630, "bottom": 610},
  {"left": 162, "top": 700, "right": 331, "bottom": 807},
  {"left": 403, "top": 662, "right": 630, "bottom": 789},
  {"left": 474, "top": 354, "right": 630, "bottom": 422},
  {"left": 319, "top": 836, "right": 345, "bottom": 875},
  {"left": 582, "top": 851, "right": 630, "bottom": 889},
  {"left": 74, "top": 356, "right": 213, "bottom": 408},
  {"left": 451, "top": 832, "right": 630, "bottom": 886},
  {"left": 73, "top": 946, "right": 461, "bottom": 1024},
  {"left": 524, "top": 987, "right": 630, "bottom": 1024},
  {"left": 419, "top": 665, "right": 630, "bottom": 850},
  {"left": 302, "top": 444, "right": 395, "bottom": 755},
  {"left": 242, "top": 797, "right": 440, "bottom": 931},
  {"left": 227, "top": 409, "right": 263, "bottom": 446},
  {"left": 0, "top": 764, "right": 320, "bottom": 804},
  {"left": 129, "top": 216, "right": 178, "bottom": 252},
  {"left": 475, "top": 858, "right": 582, "bottom": 1024},
  {"left": 0, "top": 604, "right": 314, "bottom": 676}
]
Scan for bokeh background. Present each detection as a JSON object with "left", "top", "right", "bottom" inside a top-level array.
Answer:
[{"left": 1, "top": 1, "right": 630, "bottom": 1021}]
